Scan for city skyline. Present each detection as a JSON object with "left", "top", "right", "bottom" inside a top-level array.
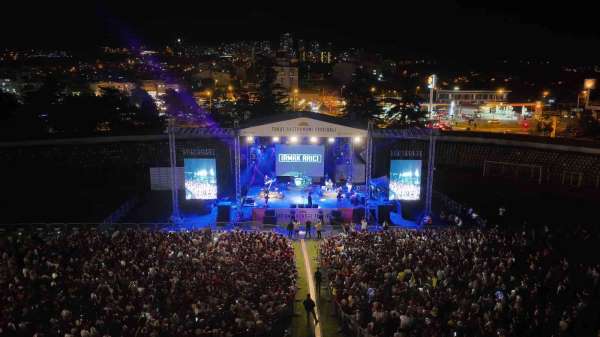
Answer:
[{"left": 2, "top": 1, "right": 600, "bottom": 62}]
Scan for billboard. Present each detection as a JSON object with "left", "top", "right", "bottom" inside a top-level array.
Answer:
[
  {"left": 389, "top": 160, "right": 421, "bottom": 200},
  {"left": 275, "top": 144, "right": 325, "bottom": 177},
  {"left": 184, "top": 158, "right": 217, "bottom": 200}
]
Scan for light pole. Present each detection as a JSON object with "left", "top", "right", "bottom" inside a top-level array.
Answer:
[
  {"left": 293, "top": 88, "right": 299, "bottom": 110},
  {"left": 206, "top": 90, "right": 212, "bottom": 112},
  {"left": 428, "top": 75, "right": 436, "bottom": 120},
  {"left": 227, "top": 85, "right": 234, "bottom": 101}
]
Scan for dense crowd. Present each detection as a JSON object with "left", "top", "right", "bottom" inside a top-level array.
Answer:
[
  {"left": 320, "top": 226, "right": 600, "bottom": 337},
  {"left": 0, "top": 229, "right": 296, "bottom": 337}
]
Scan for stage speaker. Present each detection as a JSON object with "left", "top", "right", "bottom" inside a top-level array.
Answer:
[
  {"left": 298, "top": 204, "right": 305, "bottom": 208},
  {"left": 312, "top": 204, "right": 318, "bottom": 208},
  {"left": 330, "top": 210, "right": 343, "bottom": 227},
  {"left": 243, "top": 197, "right": 255, "bottom": 206},
  {"left": 263, "top": 216, "right": 277, "bottom": 225},
  {"left": 290, "top": 204, "right": 297, "bottom": 208},
  {"left": 378, "top": 204, "right": 393, "bottom": 223},
  {"left": 217, "top": 204, "right": 231, "bottom": 223},
  {"left": 352, "top": 208, "right": 365, "bottom": 223},
  {"left": 265, "top": 209, "right": 275, "bottom": 217}
]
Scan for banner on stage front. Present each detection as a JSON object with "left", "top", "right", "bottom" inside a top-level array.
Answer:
[{"left": 253, "top": 207, "right": 353, "bottom": 225}]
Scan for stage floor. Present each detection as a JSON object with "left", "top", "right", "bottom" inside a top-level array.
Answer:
[{"left": 245, "top": 185, "right": 362, "bottom": 209}]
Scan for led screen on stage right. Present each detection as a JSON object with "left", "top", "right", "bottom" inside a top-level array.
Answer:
[{"left": 389, "top": 160, "right": 421, "bottom": 200}]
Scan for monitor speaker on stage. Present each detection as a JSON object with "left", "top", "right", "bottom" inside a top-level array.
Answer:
[
  {"left": 217, "top": 204, "right": 231, "bottom": 223},
  {"left": 352, "top": 208, "right": 365, "bottom": 222},
  {"left": 290, "top": 204, "right": 297, "bottom": 208},
  {"left": 312, "top": 204, "right": 318, "bottom": 208}
]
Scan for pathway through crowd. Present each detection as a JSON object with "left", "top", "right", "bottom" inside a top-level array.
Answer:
[{"left": 291, "top": 239, "right": 342, "bottom": 337}]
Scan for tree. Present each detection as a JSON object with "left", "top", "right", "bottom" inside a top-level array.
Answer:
[
  {"left": 342, "top": 69, "right": 382, "bottom": 121},
  {"left": 130, "top": 87, "right": 164, "bottom": 131},
  {"left": 252, "top": 57, "right": 289, "bottom": 116},
  {"left": 0, "top": 91, "right": 19, "bottom": 122},
  {"left": 233, "top": 93, "right": 252, "bottom": 120},
  {"left": 163, "top": 88, "right": 209, "bottom": 125},
  {"left": 0, "top": 92, "right": 20, "bottom": 140},
  {"left": 577, "top": 112, "right": 600, "bottom": 138}
]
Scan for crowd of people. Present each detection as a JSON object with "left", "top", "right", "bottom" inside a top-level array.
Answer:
[
  {"left": 320, "top": 225, "right": 600, "bottom": 337},
  {"left": 0, "top": 229, "right": 296, "bottom": 337}
]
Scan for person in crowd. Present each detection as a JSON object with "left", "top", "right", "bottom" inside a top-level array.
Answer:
[
  {"left": 293, "top": 218, "right": 300, "bottom": 238},
  {"left": 361, "top": 217, "right": 368, "bottom": 232},
  {"left": 320, "top": 225, "right": 600, "bottom": 337},
  {"left": 382, "top": 220, "right": 389, "bottom": 231},
  {"left": 343, "top": 222, "right": 350, "bottom": 234},
  {"left": 287, "top": 219, "right": 294, "bottom": 238},
  {"left": 315, "top": 219, "right": 323, "bottom": 239},
  {"left": 0, "top": 229, "right": 296, "bottom": 337},
  {"left": 303, "top": 294, "right": 319, "bottom": 325},
  {"left": 314, "top": 267, "right": 322, "bottom": 297}
]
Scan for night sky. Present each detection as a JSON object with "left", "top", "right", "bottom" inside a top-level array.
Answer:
[{"left": 2, "top": 1, "right": 599, "bottom": 62}]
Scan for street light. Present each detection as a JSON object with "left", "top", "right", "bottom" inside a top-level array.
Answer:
[
  {"left": 206, "top": 90, "right": 212, "bottom": 112},
  {"left": 292, "top": 88, "right": 299, "bottom": 110},
  {"left": 427, "top": 75, "right": 436, "bottom": 119}
]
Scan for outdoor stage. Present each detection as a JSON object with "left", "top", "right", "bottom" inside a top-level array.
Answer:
[{"left": 161, "top": 113, "right": 434, "bottom": 229}]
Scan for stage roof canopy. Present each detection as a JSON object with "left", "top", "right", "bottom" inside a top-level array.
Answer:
[{"left": 239, "top": 112, "right": 367, "bottom": 138}]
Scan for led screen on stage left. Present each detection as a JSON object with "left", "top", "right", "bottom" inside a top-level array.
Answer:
[
  {"left": 389, "top": 160, "right": 421, "bottom": 200},
  {"left": 184, "top": 158, "right": 218, "bottom": 200}
]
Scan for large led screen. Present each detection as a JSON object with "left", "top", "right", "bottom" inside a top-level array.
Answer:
[
  {"left": 389, "top": 160, "right": 421, "bottom": 200},
  {"left": 275, "top": 144, "right": 325, "bottom": 177},
  {"left": 184, "top": 158, "right": 217, "bottom": 200}
]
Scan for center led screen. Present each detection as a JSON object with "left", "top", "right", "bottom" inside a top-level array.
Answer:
[{"left": 275, "top": 144, "right": 325, "bottom": 177}]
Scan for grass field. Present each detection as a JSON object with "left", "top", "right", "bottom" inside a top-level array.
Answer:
[{"left": 291, "top": 240, "right": 342, "bottom": 337}]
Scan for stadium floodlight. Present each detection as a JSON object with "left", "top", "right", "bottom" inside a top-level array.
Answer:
[
  {"left": 246, "top": 136, "right": 254, "bottom": 143},
  {"left": 290, "top": 136, "right": 299, "bottom": 143},
  {"left": 310, "top": 136, "right": 318, "bottom": 143},
  {"left": 353, "top": 136, "right": 362, "bottom": 144},
  {"left": 328, "top": 137, "right": 335, "bottom": 144},
  {"left": 272, "top": 136, "right": 280, "bottom": 143}
]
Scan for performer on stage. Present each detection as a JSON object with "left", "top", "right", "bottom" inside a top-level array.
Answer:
[
  {"left": 325, "top": 178, "right": 333, "bottom": 191},
  {"left": 263, "top": 187, "right": 270, "bottom": 207},
  {"left": 336, "top": 188, "right": 343, "bottom": 202},
  {"left": 346, "top": 177, "right": 353, "bottom": 193},
  {"left": 307, "top": 192, "right": 313, "bottom": 207}
]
